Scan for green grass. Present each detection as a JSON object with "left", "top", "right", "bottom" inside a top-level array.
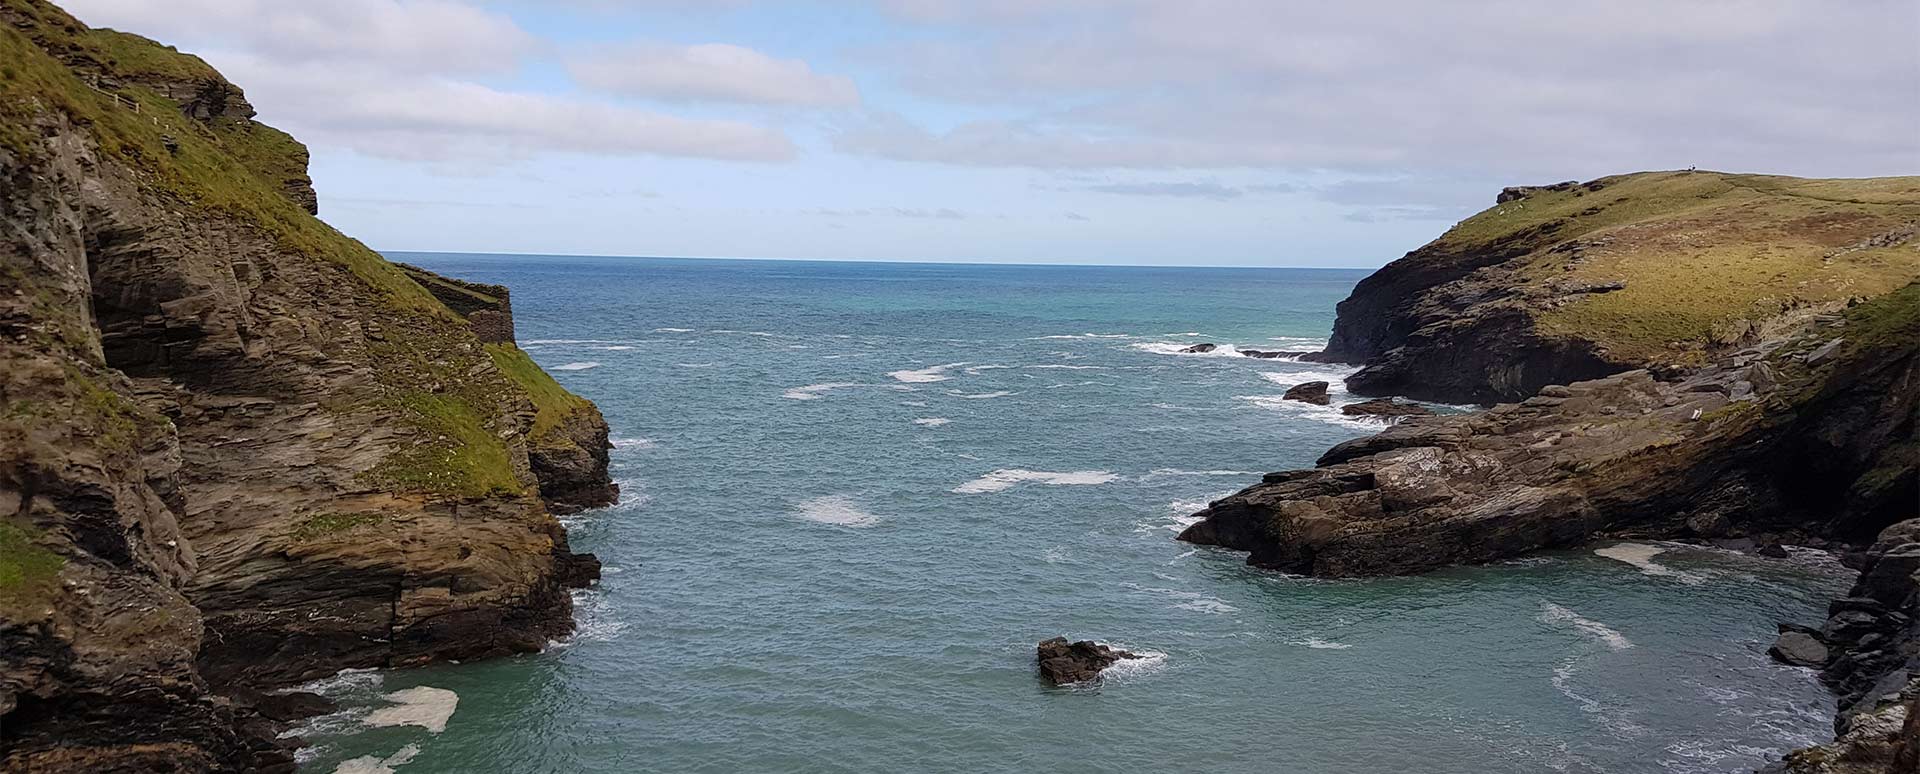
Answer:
[
  {"left": 0, "top": 3, "right": 444, "bottom": 314},
  {"left": 1422, "top": 170, "right": 1920, "bottom": 366},
  {"left": 0, "top": 521, "right": 65, "bottom": 609},
  {"left": 361, "top": 393, "right": 523, "bottom": 498},
  {"left": 291, "top": 512, "right": 389, "bottom": 541},
  {"left": 488, "top": 343, "right": 592, "bottom": 440}
]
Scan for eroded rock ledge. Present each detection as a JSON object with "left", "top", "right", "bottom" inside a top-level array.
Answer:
[{"left": 1180, "top": 290, "right": 1917, "bottom": 576}]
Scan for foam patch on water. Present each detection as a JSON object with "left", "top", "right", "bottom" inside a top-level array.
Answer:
[
  {"left": 611, "top": 438, "right": 657, "bottom": 449},
  {"left": 551, "top": 362, "right": 600, "bottom": 371},
  {"left": 782, "top": 382, "right": 862, "bottom": 400},
  {"left": 1123, "top": 582, "right": 1237, "bottom": 615},
  {"left": 1257, "top": 369, "right": 1357, "bottom": 389},
  {"left": 1129, "top": 342, "right": 1248, "bottom": 358},
  {"left": 948, "top": 390, "right": 1015, "bottom": 399},
  {"left": 888, "top": 362, "right": 968, "bottom": 383},
  {"left": 333, "top": 744, "right": 420, "bottom": 774},
  {"left": 1026, "top": 364, "right": 1108, "bottom": 370},
  {"left": 1235, "top": 394, "right": 1382, "bottom": 430},
  {"left": 1096, "top": 648, "right": 1169, "bottom": 682},
  {"left": 1289, "top": 638, "right": 1353, "bottom": 650},
  {"left": 796, "top": 495, "right": 882, "bottom": 527},
  {"left": 652, "top": 327, "right": 695, "bottom": 333},
  {"left": 912, "top": 418, "right": 951, "bottom": 427},
  {"left": 1539, "top": 602, "right": 1634, "bottom": 650},
  {"left": 1145, "top": 468, "right": 1259, "bottom": 478},
  {"left": 952, "top": 469, "right": 1119, "bottom": 493},
  {"left": 1593, "top": 542, "right": 1705, "bottom": 584},
  {"left": 364, "top": 687, "right": 458, "bottom": 733},
  {"left": 1031, "top": 333, "right": 1133, "bottom": 340},
  {"left": 548, "top": 587, "right": 627, "bottom": 650}
]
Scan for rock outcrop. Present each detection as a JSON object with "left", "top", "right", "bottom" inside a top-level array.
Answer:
[
  {"left": 1339, "top": 398, "right": 1432, "bottom": 419},
  {"left": 1282, "top": 381, "right": 1330, "bottom": 405},
  {"left": 1036, "top": 638, "right": 1140, "bottom": 685},
  {"left": 1180, "top": 286, "right": 1917, "bottom": 576},
  {"left": 1306, "top": 172, "right": 1920, "bottom": 404},
  {"left": 0, "top": 3, "right": 617, "bottom": 770}
]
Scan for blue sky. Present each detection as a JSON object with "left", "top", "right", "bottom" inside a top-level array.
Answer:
[{"left": 62, "top": 0, "right": 1920, "bottom": 267}]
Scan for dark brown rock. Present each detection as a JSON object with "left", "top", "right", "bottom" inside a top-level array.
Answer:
[
  {"left": 1180, "top": 343, "right": 1218, "bottom": 354},
  {"left": 1769, "top": 631, "right": 1830, "bottom": 667},
  {"left": 1340, "top": 398, "right": 1434, "bottom": 418},
  {"left": 1036, "top": 637, "right": 1140, "bottom": 685},
  {"left": 1282, "top": 381, "right": 1331, "bottom": 405}
]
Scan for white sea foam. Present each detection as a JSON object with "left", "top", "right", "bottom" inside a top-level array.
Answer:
[
  {"left": 796, "top": 495, "right": 882, "bottom": 527},
  {"left": 1593, "top": 542, "right": 1706, "bottom": 584},
  {"left": 1031, "top": 333, "right": 1133, "bottom": 340},
  {"left": 364, "top": 686, "right": 458, "bottom": 733},
  {"left": 887, "top": 362, "right": 968, "bottom": 383},
  {"left": 1026, "top": 364, "right": 1108, "bottom": 370},
  {"left": 963, "top": 365, "right": 1012, "bottom": 375},
  {"left": 551, "top": 362, "right": 600, "bottom": 371},
  {"left": 333, "top": 744, "right": 421, "bottom": 774},
  {"left": 1257, "top": 369, "right": 1357, "bottom": 388},
  {"left": 597, "top": 345, "right": 635, "bottom": 351},
  {"left": 782, "top": 382, "right": 862, "bottom": 400},
  {"left": 1129, "top": 342, "right": 1248, "bottom": 358},
  {"left": 675, "top": 362, "right": 718, "bottom": 369},
  {"left": 712, "top": 329, "right": 777, "bottom": 337},
  {"left": 1123, "top": 582, "right": 1237, "bottom": 614},
  {"left": 611, "top": 438, "right": 657, "bottom": 449},
  {"left": 953, "top": 469, "right": 1119, "bottom": 494},
  {"left": 560, "top": 588, "right": 627, "bottom": 646},
  {"left": 1091, "top": 646, "right": 1169, "bottom": 683},
  {"left": 1290, "top": 638, "right": 1353, "bottom": 650},
  {"left": 1235, "top": 394, "right": 1382, "bottom": 430},
  {"left": 523, "top": 339, "right": 621, "bottom": 345},
  {"left": 1539, "top": 602, "right": 1634, "bottom": 650},
  {"left": 1145, "top": 468, "right": 1259, "bottom": 478},
  {"left": 899, "top": 400, "right": 928, "bottom": 407},
  {"left": 948, "top": 390, "right": 1015, "bottom": 399},
  {"left": 652, "top": 327, "right": 695, "bottom": 333},
  {"left": 912, "top": 418, "right": 951, "bottom": 427},
  {"left": 1135, "top": 499, "right": 1212, "bottom": 535}
]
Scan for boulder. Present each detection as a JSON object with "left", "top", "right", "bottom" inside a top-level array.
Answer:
[
  {"left": 1769, "top": 631, "right": 1829, "bottom": 667},
  {"left": 1180, "top": 343, "right": 1218, "bottom": 354},
  {"left": 1340, "top": 398, "right": 1435, "bottom": 418},
  {"left": 1036, "top": 637, "right": 1140, "bottom": 685},
  {"left": 1282, "top": 381, "right": 1331, "bottom": 405}
]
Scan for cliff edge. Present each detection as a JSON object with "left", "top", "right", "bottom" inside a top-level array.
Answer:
[
  {"left": 0, "top": 1, "right": 615, "bottom": 770},
  {"left": 1311, "top": 171, "right": 1920, "bottom": 404}
]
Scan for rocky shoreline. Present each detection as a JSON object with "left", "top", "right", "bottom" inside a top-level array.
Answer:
[
  {"left": 0, "top": 3, "right": 616, "bottom": 770},
  {"left": 1179, "top": 177, "right": 1919, "bottom": 768}
]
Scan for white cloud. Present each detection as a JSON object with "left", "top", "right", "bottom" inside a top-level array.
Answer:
[
  {"left": 570, "top": 43, "right": 859, "bottom": 106},
  {"left": 843, "top": 0, "right": 1920, "bottom": 179},
  {"left": 216, "top": 54, "right": 796, "bottom": 162},
  {"left": 60, "top": 0, "right": 533, "bottom": 75}
]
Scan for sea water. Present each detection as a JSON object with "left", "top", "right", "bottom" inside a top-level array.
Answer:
[{"left": 294, "top": 255, "right": 1851, "bottom": 774}]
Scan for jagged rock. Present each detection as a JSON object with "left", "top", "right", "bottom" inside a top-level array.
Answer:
[
  {"left": 1805, "top": 338, "right": 1847, "bottom": 366},
  {"left": 1770, "top": 631, "right": 1830, "bottom": 667},
  {"left": 1180, "top": 343, "right": 1217, "bottom": 354},
  {"left": 1241, "top": 349, "right": 1313, "bottom": 359},
  {"left": 1036, "top": 638, "right": 1140, "bottom": 685},
  {"left": 1282, "top": 381, "right": 1331, "bottom": 405},
  {"left": 1340, "top": 398, "right": 1433, "bottom": 418},
  {"left": 1759, "top": 541, "right": 1792, "bottom": 558},
  {"left": 0, "top": 5, "right": 618, "bottom": 768}
]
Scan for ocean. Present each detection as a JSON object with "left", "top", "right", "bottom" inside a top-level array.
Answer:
[{"left": 298, "top": 254, "right": 1851, "bottom": 773}]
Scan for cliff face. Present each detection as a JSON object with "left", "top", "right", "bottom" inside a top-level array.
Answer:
[
  {"left": 1184, "top": 174, "right": 1920, "bottom": 767},
  {"left": 1312, "top": 172, "right": 1920, "bottom": 404},
  {"left": 1182, "top": 284, "right": 1919, "bottom": 575},
  {"left": 0, "top": 2, "right": 615, "bottom": 770}
]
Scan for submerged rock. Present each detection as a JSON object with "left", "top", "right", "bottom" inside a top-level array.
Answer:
[
  {"left": 1282, "top": 381, "right": 1331, "bottom": 405},
  {"left": 1036, "top": 637, "right": 1140, "bottom": 685},
  {"left": 1770, "top": 631, "right": 1830, "bottom": 668},
  {"left": 1340, "top": 398, "right": 1433, "bottom": 418},
  {"left": 1241, "top": 349, "right": 1314, "bottom": 359}
]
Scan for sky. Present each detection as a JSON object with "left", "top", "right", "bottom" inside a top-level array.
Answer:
[{"left": 58, "top": 0, "right": 1920, "bottom": 267}]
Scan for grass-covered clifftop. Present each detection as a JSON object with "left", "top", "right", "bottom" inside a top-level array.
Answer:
[{"left": 1325, "top": 170, "right": 1920, "bottom": 403}]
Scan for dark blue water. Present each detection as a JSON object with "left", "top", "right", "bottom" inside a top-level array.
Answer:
[{"left": 297, "top": 254, "right": 1850, "bottom": 774}]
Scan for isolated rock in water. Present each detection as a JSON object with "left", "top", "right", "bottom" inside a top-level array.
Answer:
[
  {"left": 1241, "top": 349, "right": 1313, "bottom": 359},
  {"left": 1037, "top": 637, "right": 1139, "bottom": 685},
  {"left": 1282, "top": 381, "right": 1332, "bottom": 405},
  {"left": 1340, "top": 398, "right": 1434, "bottom": 418},
  {"left": 1769, "top": 631, "right": 1830, "bottom": 667},
  {"left": 1180, "top": 343, "right": 1218, "bottom": 354}
]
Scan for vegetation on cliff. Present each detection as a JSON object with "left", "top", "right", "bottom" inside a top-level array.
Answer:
[{"left": 1322, "top": 170, "right": 1920, "bottom": 403}]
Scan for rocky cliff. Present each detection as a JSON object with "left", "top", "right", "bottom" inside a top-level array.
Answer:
[
  {"left": 0, "top": 1, "right": 616, "bottom": 770},
  {"left": 1183, "top": 174, "right": 1919, "bottom": 768},
  {"left": 1310, "top": 171, "right": 1920, "bottom": 404}
]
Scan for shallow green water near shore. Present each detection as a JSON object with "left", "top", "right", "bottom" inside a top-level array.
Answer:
[{"left": 299, "top": 254, "right": 1850, "bottom": 774}]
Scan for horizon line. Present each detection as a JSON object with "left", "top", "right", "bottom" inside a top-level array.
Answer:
[{"left": 378, "top": 248, "right": 1384, "bottom": 272}]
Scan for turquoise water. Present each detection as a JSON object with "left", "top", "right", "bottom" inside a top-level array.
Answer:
[{"left": 300, "top": 255, "right": 1851, "bottom": 773}]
